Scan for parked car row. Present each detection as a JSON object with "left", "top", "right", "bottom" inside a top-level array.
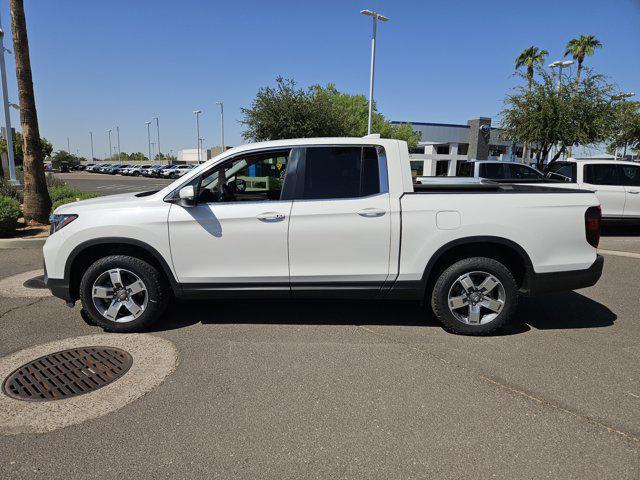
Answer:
[{"left": 83, "top": 163, "right": 196, "bottom": 179}]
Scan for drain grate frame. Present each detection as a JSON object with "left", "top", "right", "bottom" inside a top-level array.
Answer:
[{"left": 2, "top": 346, "right": 133, "bottom": 402}]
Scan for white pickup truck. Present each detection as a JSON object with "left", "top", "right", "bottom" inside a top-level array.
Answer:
[{"left": 44, "top": 137, "right": 603, "bottom": 335}]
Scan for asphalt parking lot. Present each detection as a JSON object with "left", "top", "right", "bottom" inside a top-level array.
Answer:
[
  {"left": 55, "top": 171, "right": 173, "bottom": 196},
  {"left": 0, "top": 240, "right": 638, "bottom": 478}
]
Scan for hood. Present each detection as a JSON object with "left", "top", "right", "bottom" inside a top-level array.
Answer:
[{"left": 53, "top": 191, "right": 156, "bottom": 214}]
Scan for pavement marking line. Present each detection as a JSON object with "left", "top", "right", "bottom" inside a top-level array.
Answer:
[
  {"left": 356, "top": 324, "right": 639, "bottom": 444},
  {"left": 598, "top": 249, "right": 640, "bottom": 259},
  {"left": 0, "top": 333, "right": 178, "bottom": 435}
]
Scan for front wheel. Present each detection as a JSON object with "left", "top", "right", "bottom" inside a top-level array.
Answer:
[
  {"left": 79, "top": 255, "right": 169, "bottom": 333},
  {"left": 431, "top": 257, "right": 518, "bottom": 335}
]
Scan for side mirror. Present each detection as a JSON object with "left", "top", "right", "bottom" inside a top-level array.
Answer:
[{"left": 176, "top": 185, "right": 196, "bottom": 207}]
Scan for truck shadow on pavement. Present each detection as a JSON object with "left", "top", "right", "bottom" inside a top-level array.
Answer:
[{"left": 144, "top": 290, "right": 615, "bottom": 336}]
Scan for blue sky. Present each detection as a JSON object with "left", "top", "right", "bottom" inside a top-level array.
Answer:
[{"left": 0, "top": 0, "right": 638, "bottom": 158}]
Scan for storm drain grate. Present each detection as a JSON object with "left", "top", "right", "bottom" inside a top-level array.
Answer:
[
  {"left": 2, "top": 347, "right": 133, "bottom": 402},
  {"left": 23, "top": 274, "right": 46, "bottom": 289}
]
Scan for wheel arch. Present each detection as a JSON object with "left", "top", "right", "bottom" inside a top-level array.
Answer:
[
  {"left": 65, "top": 238, "right": 180, "bottom": 301},
  {"left": 421, "top": 236, "right": 534, "bottom": 296}
]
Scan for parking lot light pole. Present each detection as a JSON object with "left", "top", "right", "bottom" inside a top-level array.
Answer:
[
  {"left": 216, "top": 102, "right": 224, "bottom": 151},
  {"left": 549, "top": 60, "right": 574, "bottom": 160},
  {"left": 153, "top": 116, "right": 160, "bottom": 159},
  {"left": 0, "top": 22, "right": 18, "bottom": 185},
  {"left": 145, "top": 121, "right": 152, "bottom": 163},
  {"left": 193, "top": 110, "right": 202, "bottom": 163},
  {"left": 89, "top": 131, "right": 94, "bottom": 162},
  {"left": 115, "top": 126, "right": 121, "bottom": 162},
  {"left": 360, "top": 9, "right": 389, "bottom": 135},
  {"left": 107, "top": 129, "right": 112, "bottom": 160}
]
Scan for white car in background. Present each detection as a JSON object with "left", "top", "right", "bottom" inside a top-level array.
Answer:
[
  {"left": 123, "top": 165, "right": 153, "bottom": 176},
  {"left": 545, "top": 159, "right": 640, "bottom": 222},
  {"left": 162, "top": 164, "right": 195, "bottom": 179},
  {"left": 417, "top": 160, "right": 547, "bottom": 184}
]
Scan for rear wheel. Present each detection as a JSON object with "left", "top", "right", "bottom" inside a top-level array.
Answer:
[
  {"left": 431, "top": 257, "right": 518, "bottom": 335},
  {"left": 79, "top": 255, "right": 169, "bottom": 333}
]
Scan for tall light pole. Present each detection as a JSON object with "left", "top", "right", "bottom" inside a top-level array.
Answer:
[
  {"left": 549, "top": 60, "right": 574, "bottom": 160},
  {"left": 0, "top": 21, "right": 17, "bottom": 185},
  {"left": 115, "top": 125, "right": 121, "bottom": 162},
  {"left": 549, "top": 60, "right": 574, "bottom": 92},
  {"left": 89, "top": 131, "right": 94, "bottom": 162},
  {"left": 612, "top": 92, "right": 636, "bottom": 160},
  {"left": 193, "top": 110, "right": 202, "bottom": 163},
  {"left": 67, "top": 136, "right": 70, "bottom": 153},
  {"left": 360, "top": 9, "right": 389, "bottom": 135},
  {"left": 216, "top": 101, "right": 224, "bottom": 151},
  {"left": 153, "top": 116, "right": 160, "bottom": 158},
  {"left": 145, "top": 121, "right": 152, "bottom": 163},
  {"left": 107, "top": 129, "right": 112, "bottom": 160}
]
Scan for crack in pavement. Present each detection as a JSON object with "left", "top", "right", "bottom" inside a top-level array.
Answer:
[
  {"left": 356, "top": 324, "right": 640, "bottom": 445},
  {"left": 0, "top": 298, "right": 46, "bottom": 321}
]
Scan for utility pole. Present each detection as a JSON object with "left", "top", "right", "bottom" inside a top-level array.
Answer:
[
  {"left": 216, "top": 101, "right": 224, "bottom": 151},
  {"left": 89, "top": 131, "right": 94, "bottom": 161},
  {"left": 145, "top": 121, "right": 152, "bottom": 163},
  {"left": 153, "top": 116, "right": 160, "bottom": 158},
  {"left": 360, "top": 9, "right": 389, "bottom": 135},
  {"left": 0, "top": 19, "right": 17, "bottom": 185},
  {"left": 67, "top": 136, "right": 70, "bottom": 153}
]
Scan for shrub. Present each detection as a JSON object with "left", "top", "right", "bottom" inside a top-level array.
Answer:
[
  {"left": 51, "top": 192, "right": 101, "bottom": 213},
  {"left": 0, "top": 195, "right": 21, "bottom": 237},
  {"left": 0, "top": 178, "right": 22, "bottom": 203},
  {"left": 45, "top": 173, "right": 66, "bottom": 189},
  {"left": 48, "top": 185, "right": 84, "bottom": 203}
]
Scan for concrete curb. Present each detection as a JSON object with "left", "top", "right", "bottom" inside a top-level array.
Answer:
[
  {"left": 0, "top": 237, "right": 46, "bottom": 249},
  {"left": 0, "top": 333, "right": 179, "bottom": 435}
]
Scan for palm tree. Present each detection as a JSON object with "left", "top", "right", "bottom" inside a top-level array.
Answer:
[
  {"left": 515, "top": 46, "right": 548, "bottom": 162},
  {"left": 9, "top": 0, "right": 50, "bottom": 223},
  {"left": 515, "top": 46, "right": 549, "bottom": 90},
  {"left": 564, "top": 35, "right": 602, "bottom": 85}
]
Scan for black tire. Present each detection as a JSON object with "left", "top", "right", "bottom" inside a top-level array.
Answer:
[
  {"left": 431, "top": 257, "right": 518, "bottom": 336},
  {"left": 79, "top": 255, "right": 170, "bottom": 333}
]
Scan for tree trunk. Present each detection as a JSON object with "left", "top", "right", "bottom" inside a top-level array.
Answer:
[{"left": 9, "top": 0, "right": 50, "bottom": 223}]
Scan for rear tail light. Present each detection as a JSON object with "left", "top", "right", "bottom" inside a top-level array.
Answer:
[{"left": 585, "top": 206, "right": 601, "bottom": 248}]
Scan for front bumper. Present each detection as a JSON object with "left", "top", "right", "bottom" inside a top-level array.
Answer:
[
  {"left": 526, "top": 255, "right": 604, "bottom": 295},
  {"left": 44, "top": 263, "right": 73, "bottom": 302}
]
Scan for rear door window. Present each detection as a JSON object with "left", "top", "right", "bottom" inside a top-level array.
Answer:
[
  {"left": 584, "top": 164, "right": 623, "bottom": 186},
  {"left": 546, "top": 163, "right": 576, "bottom": 182},
  {"left": 479, "top": 163, "right": 507, "bottom": 179},
  {"left": 506, "top": 164, "right": 543, "bottom": 180},
  {"left": 300, "top": 146, "right": 384, "bottom": 200}
]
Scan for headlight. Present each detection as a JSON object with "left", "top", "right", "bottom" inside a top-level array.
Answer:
[{"left": 49, "top": 213, "right": 78, "bottom": 234}]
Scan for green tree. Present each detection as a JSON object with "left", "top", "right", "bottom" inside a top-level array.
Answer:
[
  {"left": 241, "top": 77, "right": 420, "bottom": 148},
  {"left": 515, "top": 46, "right": 548, "bottom": 162},
  {"left": 515, "top": 46, "right": 549, "bottom": 90},
  {"left": 608, "top": 100, "right": 640, "bottom": 156},
  {"left": 50, "top": 150, "right": 77, "bottom": 169},
  {"left": 10, "top": 0, "right": 50, "bottom": 223},
  {"left": 500, "top": 68, "right": 616, "bottom": 170},
  {"left": 564, "top": 35, "right": 602, "bottom": 86},
  {"left": 0, "top": 132, "right": 52, "bottom": 167}
]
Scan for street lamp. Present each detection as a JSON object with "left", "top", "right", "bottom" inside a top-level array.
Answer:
[
  {"left": 216, "top": 102, "right": 225, "bottom": 151},
  {"left": 549, "top": 60, "right": 574, "bottom": 91},
  {"left": 115, "top": 125, "right": 121, "bottom": 162},
  {"left": 612, "top": 92, "right": 636, "bottom": 159},
  {"left": 0, "top": 19, "right": 18, "bottom": 185},
  {"left": 360, "top": 9, "right": 389, "bottom": 135},
  {"left": 89, "top": 131, "right": 94, "bottom": 162},
  {"left": 193, "top": 110, "right": 202, "bottom": 163},
  {"left": 107, "top": 129, "right": 112, "bottom": 161},
  {"left": 145, "top": 121, "right": 152, "bottom": 163},
  {"left": 153, "top": 116, "right": 161, "bottom": 158}
]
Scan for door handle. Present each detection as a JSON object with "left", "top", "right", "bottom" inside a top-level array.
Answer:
[
  {"left": 356, "top": 208, "right": 386, "bottom": 218},
  {"left": 256, "top": 212, "right": 286, "bottom": 222},
  {"left": 629, "top": 191, "right": 640, "bottom": 194}
]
